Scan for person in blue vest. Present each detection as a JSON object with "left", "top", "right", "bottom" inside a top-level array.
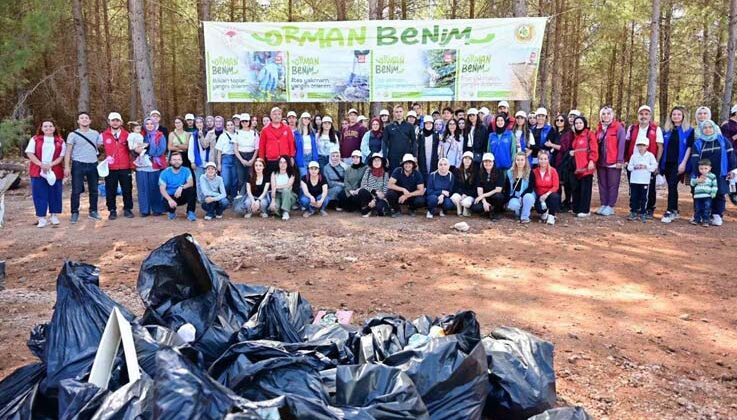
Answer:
[
  {"left": 530, "top": 107, "right": 556, "bottom": 167},
  {"left": 660, "top": 106, "right": 694, "bottom": 224},
  {"left": 188, "top": 116, "right": 214, "bottom": 201},
  {"left": 294, "top": 112, "right": 318, "bottom": 177},
  {"left": 689, "top": 120, "right": 737, "bottom": 226},
  {"left": 425, "top": 158, "right": 456, "bottom": 218},
  {"left": 488, "top": 114, "right": 516, "bottom": 172}
]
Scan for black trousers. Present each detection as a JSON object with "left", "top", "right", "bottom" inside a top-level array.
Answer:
[
  {"left": 630, "top": 184, "right": 649, "bottom": 215},
  {"left": 71, "top": 161, "right": 99, "bottom": 213},
  {"left": 663, "top": 163, "right": 680, "bottom": 213},
  {"left": 105, "top": 169, "right": 133, "bottom": 212},
  {"left": 470, "top": 192, "right": 506, "bottom": 215},
  {"left": 535, "top": 192, "right": 561, "bottom": 216},
  {"left": 358, "top": 189, "right": 390, "bottom": 215},
  {"left": 339, "top": 190, "right": 362, "bottom": 212},
  {"left": 386, "top": 190, "right": 426, "bottom": 212},
  {"left": 162, "top": 187, "right": 196, "bottom": 214},
  {"left": 572, "top": 175, "right": 593, "bottom": 214}
]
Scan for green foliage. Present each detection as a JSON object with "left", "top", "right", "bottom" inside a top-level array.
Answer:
[
  {"left": 0, "top": 0, "right": 67, "bottom": 96},
  {"left": 0, "top": 118, "right": 33, "bottom": 158}
]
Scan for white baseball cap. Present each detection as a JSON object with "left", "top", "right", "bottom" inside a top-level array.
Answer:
[
  {"left": 535, "top": 107, "right": 548, "bottom": 117},
  {"left": 379, "top": 109, "right": 390, "bottom": 116},
  {"left": 635, "top": 137, "right": 649, "bottom": 146},
  {"left": 149, "top": 110, "right": 161, "bottom": 117},
  {"left": 568, "top": 110, "right": 582, "bottom": 117},
  {"left": 351, "top": 150, "right": 362, "bottom": 157},
  {"left": 232, "top": 114, "right": 241, "bottom": 120},
  {"left": 270, "top": 106, "right": 282, "bottom": 113},
  {"left": 240, "top": 113, "right": 251, "bottom": 121},
  {"left": 287, "top": 111, "right": 297, "bottom": 118},
  {"left": 462, "top": 151, "right": 474, "bottom": 159},
  {"left": 308, "top": 161, "right": 320, "bottom": 169},
  {"left": 184, "top": 113, "right": 195, "bottom": 120},
  {"left": 347, "top": 108, "right": 359, "bottom": 115},
  {"left": 482, "top": 152, "right": 495, "bottom": 162},
  {"left": 638, "top": 105, "right": 652, "bottom": 114},
  {"left": 515, "top": 110, "right": 527, "bottom": 118},
  {"left": 406, "top": 110, "right": 418, "bottom": 118},
  {"left": 204, "top": 161, "right": 217, "bottom": 169},
  {"left": 466, "top": 108, "right": 478, "bottom": 115},
  {"left": 108, "top": 112, "right": 122, "bottom": 121},
  {"left": 357, "top": 115, "right": 367, "bottom": 122},
  {"left": 498, "top": 101, "right": 510, "bottom": 108},
  {"left": 43, "top": 170, "right": 57, "bottom": 186},
  {"left": 322, "top": 116, "right": 333, "bottom": 124},
  {"left": 479, "top": 107, "right": 490, "bottom": 115},
  {"left": 300, "top": 112, "right": 311, "bottom": 119}
]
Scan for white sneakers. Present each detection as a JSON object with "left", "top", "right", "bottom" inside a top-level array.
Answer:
[
  {"left": 546, "top": 215, "right": 556, "bottom": 225},
  {"left": 661, "top": 211, "right": 678, "bottom": 224},
  {"left": 50, "top": 215, "right": 60, "bottom": 225},
  {"left": 540, "top": 210, "right": 549, "bottom": 222},
  {"left": 426, "top": 211, "right": 433, "bottom": 219},
  {"left": 711, "top": 215, "right": 723, "bottom": 226},
  {"left": 282, "top": 212, "right": 290, "bottom": 220},
  {"left": 37, "top": 218, "right": 48, "bottom": 228},
  {"left": 576, "top": 212, "right": 591, "bottom": 218},
  {"left": 439, "top": 210, "right": 446, "bottom": 217},
  {"left": 596, "top": 206, "right": 614, "bottom": 216},
  {"left": 462, "top": 208, "right": 470, "bottom": 217}
]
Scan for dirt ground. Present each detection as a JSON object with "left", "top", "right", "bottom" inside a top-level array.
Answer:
[{"left": 1, "top": 173, "right": 736, "bottom": 420}]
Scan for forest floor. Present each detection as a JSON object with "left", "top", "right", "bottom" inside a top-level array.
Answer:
[{"left": 1, "top": 172, "right": 736, "bottom": 420}]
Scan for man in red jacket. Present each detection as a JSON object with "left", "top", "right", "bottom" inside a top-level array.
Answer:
[
  {"left": 101, "top": 112, "right": 134, "bottom": 220},
  {"left": 258, "top": 107, "right": 296, "bottom": 177}
]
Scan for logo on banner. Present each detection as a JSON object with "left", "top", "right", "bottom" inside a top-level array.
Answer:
[{"left": 515, "top": 24, "right": 535, "bottom": 43}]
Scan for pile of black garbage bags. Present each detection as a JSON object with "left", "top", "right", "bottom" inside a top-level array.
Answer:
[{"left": 0, "top": 234, "right": 591, "bottom": 420}]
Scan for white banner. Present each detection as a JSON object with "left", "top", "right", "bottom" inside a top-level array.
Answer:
[{"left": 203, "top": 17, "right": 547, "bottom": 102}]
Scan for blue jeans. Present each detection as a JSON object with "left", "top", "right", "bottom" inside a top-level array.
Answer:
[
  {"left": 220, "top": 154, "right": 238, "bottom": 198},
  {"left": 243, "top": 195, "right": 271, "bottom": 215},
  {"left": 193, "top": 166, "right": 205, "bottom": 200},
  {"left": 507, "top": 193, "right": 535, "bottom": 220},
  {"left": 70, "top": 161, "right": 98, "bottom": 213},
  {"left": 300, "top": 194, "right": 328, "bottom": 212},
  {"left": 694, "top": 197, "right": 713, "bottom": 223},
  {"left": 136, "top": 170, "right": 164, "bottom": 215},
  {"left": 31, "top": 177, "right": 62, "bottom": 217},
  {"left": 426, "top": 194, "right": 456, "bottom": 213},
  {"left": 202, "top": 197, "right": 230, "bottom": 217}
]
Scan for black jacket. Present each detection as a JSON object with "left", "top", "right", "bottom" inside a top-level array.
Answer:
[
  {"left": 417, "top": 132, "right": 440, "bottom": 177},
  {"left": 383, "top": 121, "right": 416, "bottom": 170},
  {"left": 464, "top": 123, "right": 488, "bottom": 158}
]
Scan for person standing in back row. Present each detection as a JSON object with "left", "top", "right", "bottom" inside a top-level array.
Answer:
[
  {"left": 101, "top": 112, "right": 134, "bottom": 220},
  {"left": 259, "top": 107, "right": 296, "bottom": 177},
  {"left": 341, "top": 108, "right": 367, "bottom": 164},
  {"left": 64, "top": 111, "right": 102, "bottom": 223},
  {"left": 625, "top": 105, "right": 663, "bottom": 219},
  {"left": 383, "top": 105, "right": 416, "bottom": 170}
]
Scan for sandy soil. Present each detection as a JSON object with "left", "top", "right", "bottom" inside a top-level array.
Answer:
[{"left": 1, "top": 174, "right": 736, "bottom": 419}]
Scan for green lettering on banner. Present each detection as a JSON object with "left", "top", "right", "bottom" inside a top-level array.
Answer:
[
  {"left": 477, "top": 90, "right": 512, "bottom": 98},
  {"left": 228, "top": 92, "right": 254, "bottom": 99},
  {"left": 441, "top": 27, "right": 472, "bottom": 46},
  {"left": 392, "top": 92, "right": 422, "bottom": 98},
  {"left": 401, "top": 28, "right": 419, "bottom": 45},
  {"left": 348, "top": 27, "right": 367, "bottom": 46},
  {"left": 421, "top": 26, "right": 439, "bottom": 44},
  {"left": 251, "top": 26, "right": 367, "bottom": 47},
  {"left": 324, "top": 28, "right": 345, "bottom": 47},
  {"left": 377, "top": 27, "right": 397, "bottom": 46},
  {"left": 252, "top": 30, "right": 282, "bottom": 46}
]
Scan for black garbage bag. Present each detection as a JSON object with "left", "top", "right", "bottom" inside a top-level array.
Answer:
[
  {"left": 42, "top": 262, "right": 134, "bottom": 395},
  {"left": 482, "top": 327, "right": 556, "bottom": 419},
  {"left": 435, "top": 310, "right": 481, "bottom": 353},
  {"left": 132, "top": 324, "right": 205, "bottom": 377},
  {"left": 58, "top": 379, "right": 108, "bottom": 420},
  {"left": 528, "top": 406, "right": 593, "bottom": 420},
  {"left": 383, "top": 336, "right": 489, "bottom": 419},
  {"left": 334, "top": 363, "right": 429, "bottom": 419},
  {"left": 91, "top": 376, "right": 153, "bottom": 419},
  {"left": 412, "top": 315, "right": 433, "bottom": 336},
  {"left": 0, "top": 362, "right": 45, "bottom": 420},
  {"left": 210, "top": 344, "right": 329, "bottom": 405},
  {"left": 27, "top": 323, "right": 47, "bottom": 359},
  {"left": 153, "top": 347, "right": 248, "bottom": 419},
  {"left": 137, "top": 234, "right": 256, "bottom": 365},
  {"left": 356, "top": 314, "right": 418, "bottom": 363},
  {"left": 236, "top": 287, "right": 313, "bottom": 344}
]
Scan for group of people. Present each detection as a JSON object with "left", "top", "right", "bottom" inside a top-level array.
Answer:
[{"left": 26, "top": 101, "right": 737, "bottom": 227}]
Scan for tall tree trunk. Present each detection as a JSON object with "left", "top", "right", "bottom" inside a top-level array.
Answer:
[
  {"left": 550, "top": 0, "right": 563, "bottom": 112},
  {"left": 198, "top": 0, "right": 212, "bottom": 115},
  {"left": 721, "top": 0, "right": 737, "bottom": 122},
  {"left": 128, "top": 0, "right": 157, "bottom": 115},
  {"left": 605, "top": 45, "right": 617, "bottom": 106},
  {"left": 615, "top": 23, "right": 627, "bottom": 116},
  {"left": 702, "top": 0, "right": 713, "bottom": 105},
  {"left": 288, "top": 0, "right": 293, "bottom": 22},
  {"left": 712, "top": 14, "right": 726, "bottom": 114},
  {"left": 469, "top": 0, "right": 475, "bottom": 18},
  {"left": 170, "top": 5, "right": 178, "bottom": 116},
  {"left": 571, "top": 8, "right": 583, "bottom": 108},
  {"left": 659, "top": 0, "right": 672, "bottom": 125},
  {"left": 514, "top": 0, "right": 530, "bottom": 111},
  {"left": 71, "top": 0, "right": 90, "bottom": 113},
  {"left": 646, "top": 0, "right": 660, "bottom": 111},
  {"left": 535, "top": 0, "right": 550, "bottom": 107},
  {"left": 102, "top": 0, "right": 113, "bottom": 110},
  {"left": 451, "top": 0, "right": 458, "bottom": 19},
  {"left": 127, "top": 6, "right": 138, "bottom": 119},
  {"left": 401, "top": 0, "right": 407, "bottom": 19},
  {"left": 625, "top": 20, "right": 635, "bottom": 122}
]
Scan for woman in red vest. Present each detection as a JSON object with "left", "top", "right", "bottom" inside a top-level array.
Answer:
[
  {"left": 26, "top": 119, "right": 66, "bottom": 228},
  {"left": 595, "top": 106, "right": 626, "bottom": 216},
  {"left": 570, "top": 116, "right": 599, "bottom": 217}
]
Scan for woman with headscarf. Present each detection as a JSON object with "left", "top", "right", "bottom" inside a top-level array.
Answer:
[
  {"left": 439, "top": 119, "right": 463, "bottom": 170},
  {"left": 417, "top": 118, "right": 440, "bottom": 180},
  {"left": 342, "top": 150, "right": 367, "bottom": 212},
  {"left": 660, "top": 106, "right": 694, "bottom": 224},
  {"left": 570, "top": 116, "right": 599, "bottom": 217},
  {"left": 689, "top": 120, "right": 737, "bottom": 226},
  {"left": 488, "top": 114, "right": 516, "bottom": 172},
  {"left": 360, "top": 117, "right": 385, "bottom": 163},
  {"left": 136, "top": 117, "right": 168, "bottom": 216},
  {"left": 358, "top": 153, "right": 391, "bottom": 217},
  {"left": 505, "top": 152, "right": 535, "bottom": 223},
  {"left": 594, "top": 106, "right": 626, "bottom": 217},
  {"left": 425, "top": 158, "right": 456, "bottom": 218},
  {"left": 552, "top": 113, "right": 575, "bottom": 212}
]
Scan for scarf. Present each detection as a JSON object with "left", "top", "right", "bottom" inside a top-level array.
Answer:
[
  {"left": 494, "top": 125, "right": 506, "bottom": 135},
  {"left": 192, "top": 130, "right": 211, "bottom": 167},
  {"left": 422, "top": 127, "right": 434, "bottom": 137},
  {"left": 370, "top": 118, "right": 383, "bottom": 138},
  {"left": 698, "top": 120, "right": 720, "bottom": 142},
  {"left": 371, "top": 166, "right": 385, "bottom": 177}
]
